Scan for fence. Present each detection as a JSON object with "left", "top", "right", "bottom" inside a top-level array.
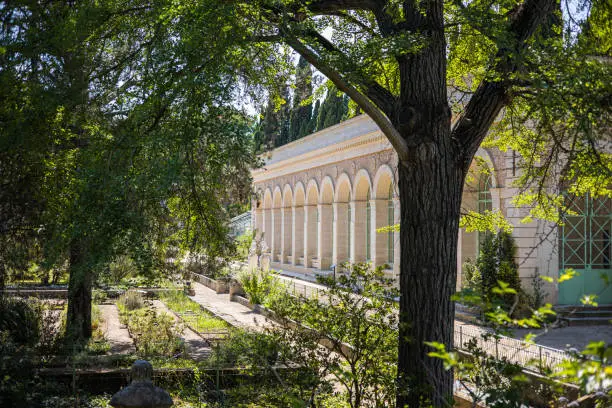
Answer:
[{"left": 455, "top": 324, "right": 573, "bottom": 374}]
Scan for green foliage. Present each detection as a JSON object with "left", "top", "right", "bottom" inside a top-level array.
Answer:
[
  {"left": 0, "top": 297, "right": 41, "bottom": 346},
  {"left": 116, "top": 291, "right": 145, "bottom": 316},
  {"left": 235, "top": 231, "right": 254, "bottom": 261},
  {"left": 462, "top": 259, "right": 482, "bottom": 290},
  {"left": 0, "top": 331, "right": 37, "bottom": 407},
  {"left": 125, "top": 308, "right": 183, "bottom": 357},
  {"left": 474, "top": 231, "right": 522, "bottom": 311},
  {"left": 316, "top": 83, "right": 350, "bottom": 131},
  {"left": 555, "top": 341, "right": 612, "bottom": 399},
  {"left": 0, "top": 0, "right": 259, "bottom": 339},
  {"left": 266, "top": 263, "right": 399, "bottom": 408},
  {"left": 207, "top": 330, "right": 281, "bottom": 369},
  {"left": 107, "top": 255, "right": 138, "bottom": 284},
  {"left": 237, "top": 268, "right": 280, "bottom": 305}
]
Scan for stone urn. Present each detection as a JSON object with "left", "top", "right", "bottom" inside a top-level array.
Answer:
[{"left": 110, "top": 360, "right": 173, "bottom": 408}]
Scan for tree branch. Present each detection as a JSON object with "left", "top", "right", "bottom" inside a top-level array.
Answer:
[
  {"left": 452, "top": 0, "right": 558, "bottom": 162},
  {"left": 282, "top": 32, "right": 409, "bottom": 162},
  {"left": 301, "top": 28, "right": 397, "bottom": 109}
]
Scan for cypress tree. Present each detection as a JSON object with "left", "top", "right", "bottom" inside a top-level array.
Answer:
[
  {"left": 316, "top": 85, "right": 349, "bottom": 131},
  {"left": 288, "top": 56, "right": 312, "bottom": 142}
]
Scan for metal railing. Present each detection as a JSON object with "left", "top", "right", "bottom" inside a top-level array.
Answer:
[
  {"left": 268, "top": 272, "right": 575, "bottom": 375},
  {"left": 455, "top": 324, "right": 573, "bottom": 374}
]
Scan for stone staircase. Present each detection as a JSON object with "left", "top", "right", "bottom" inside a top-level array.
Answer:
[{"left": 555, "top": 304, "right": 612, "bottom": 326}]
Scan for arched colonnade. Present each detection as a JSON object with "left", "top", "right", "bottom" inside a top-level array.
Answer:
[{"left": 254, "top": 165, "right": 400, "bottom": 276}]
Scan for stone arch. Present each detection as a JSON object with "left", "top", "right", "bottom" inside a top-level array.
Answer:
[
  {"left": 320, "top": 176, "right": 334, "bottom": 204},
  {"left": 352, "top": 169, "right": 372, "bottom": 262},
  {"left": 292, "top": 181, "right": 306, "bottom": 266},
  {"left": 294, "top": 182, "right": 305, "bottom": 206},
  {"left": 263, "top": 188, "right": 273, "bottom": 209},
  {"left": 280, "top": 184, "right": 294, "bottom": 263},
  {"left": 334, "top": 172, "right": 353, "bottom": 266},
  {"left": 475, "top": 147, "right": 498, "bottom": 188},
  {"left": 271, "top": 186, "right": 283, "bottom": 261},
  {"left": 273, "top": 186, "right": 282, "bottom": 208},
  {"left": 335, "top": 172, "right": 352, "bottom": 203},
  {"left": 353, "top": 168, "right": 372, "bottom": 201},
  {"left": 306, "top": 179, "right": 319, "bottom": 205},
  {"left": 304, "top": 179, "right": 319, "bottom": 267},
  {"left": 459, "top": 150, "right": 497, "bottom": 287},
  {"left": 262, "top": 188, "right": 273, "bottom": 252},
  {"left": 282, "top": 184, "right": 293, "bottom": 208},
  {"left": 318, "top": 176, "right": 335, "bottom": 269},
  {"left": 373, "top": 164, "right": 395, "bottom": 199}
]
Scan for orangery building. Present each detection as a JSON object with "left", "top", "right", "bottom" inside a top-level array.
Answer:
[{"left": 250, "top": 115, "right": 612, "bottom": 306}]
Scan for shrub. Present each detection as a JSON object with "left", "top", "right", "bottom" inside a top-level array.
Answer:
[
  {"left": 126, "top": 308, "right": 183, "bottom": 357},
  {"left": 236, "top": 268, "right": 278, "bottom": 305},
  {"left": 207, "top": 330, "right": 282, "bottom": 369},
  {"left": 117, "top": 291, "right": 145, "bottom": 315},
  {"left": 476, "top": 231, "right": 521, "bottom": 310},
  {"left": 108, "top": 255, "right": 138, "bottom": 284},
  {"left": 0, "top": 297, "right": 40, "bottom": 346}
]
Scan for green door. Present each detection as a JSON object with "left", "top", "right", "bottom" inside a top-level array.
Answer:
[{"left": 559, "top": 194, "right": 612, "bottom": 305}]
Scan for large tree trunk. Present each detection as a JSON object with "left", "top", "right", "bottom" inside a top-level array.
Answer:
[
  {"left": 65, "top": 240, "right": 92, "bottom": 344},
  {"left": 396, "top": 142, "right": 466, "bottom": 407}
]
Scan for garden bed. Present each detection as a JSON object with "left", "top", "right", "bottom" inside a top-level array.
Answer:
[{"left": 159, "top": 291, "right": 230, "bottom": 342}]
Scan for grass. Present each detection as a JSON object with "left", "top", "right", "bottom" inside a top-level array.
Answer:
[{"left": 159, "top": 290, "right": 229, "bottom": 332}]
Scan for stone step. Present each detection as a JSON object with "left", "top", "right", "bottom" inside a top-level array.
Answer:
[
  {"left": 555, "top": 304, "right": 612, "bottom": 312},
  {"left": 561, "top": 316, "right": 612, "bottom": 326}
]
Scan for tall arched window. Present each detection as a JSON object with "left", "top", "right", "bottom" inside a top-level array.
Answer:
[
  {"left": 387, "top": 188, "right": 394, "bottom": 264},
  {"left": 366, "top": 190, "right": 371, "bottom": 261},
  {"left": 477, "top": 173, "right": 492, "bottom": 250}
]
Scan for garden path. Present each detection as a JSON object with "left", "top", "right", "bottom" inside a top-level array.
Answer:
[
  {"left": 189, "top": 282, "right": 276, "bottom": 331},
  {"left": 152, "top": 300, "right": 212, "bottom": 360},
  {"left": 99, "top": 304, "right": 135, "bottom": 354}
]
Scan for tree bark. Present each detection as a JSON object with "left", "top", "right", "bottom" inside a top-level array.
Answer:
[
  {"left": 396, "top": 140, "right": 466, "bottom": 407},
  {"left": 65, "top": 240, "right": 92, "bottom": 344}
]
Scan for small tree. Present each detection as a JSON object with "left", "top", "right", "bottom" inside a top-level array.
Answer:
[
  {"left": 268, "top": 263, "right": 399, "bottom": 408},
  {"left": 477, "top": 231, "right": 521, "bottom": 310}
]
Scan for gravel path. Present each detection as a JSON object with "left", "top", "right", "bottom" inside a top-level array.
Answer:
[
  {"left": 152, "top": 300, "right": 211, "bottom": 360},
  {"left": 99, "top": 304, "right": 135, "bottom": 354}
]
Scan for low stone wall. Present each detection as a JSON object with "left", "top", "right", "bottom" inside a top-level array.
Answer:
[
  {"left": 190, "top": 273, "right": 229, "bottom": 294},
  {"left": 2, "top": 289, "right": 68, "bottom": 299},
  {"left": 37, "top": 365, "right": 301, "bottom": 394}
]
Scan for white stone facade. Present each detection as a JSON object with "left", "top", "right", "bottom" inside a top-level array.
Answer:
[{"left": 251, "top": 115, "right": 607, "bottom": 305}]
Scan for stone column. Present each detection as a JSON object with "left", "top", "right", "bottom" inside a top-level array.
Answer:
[
  {"left": 292, "top": 206, "right": 304, "bottom": 266},
  {"left": 263, "top": 208, "right": 272, "bottom": 252},
  {"left": 370, "top": 199, "right": 388, "bottom": 270},
  {"left": 351, "top": 201, "right": 367, "bottom": 263},
  {"left": 272, "top": 208, "right": 282, "bottom": 262},
  {"left": 333, "top": 202, "right": 349, "bottom": 267},
  {"left": 317, "top": 203, "right": 333, "bottom": 270},
  {"left": 303, "top": 205, "right": 318, "bottom": 267},
  {"left": 254, "top": 208, "right": 263, "bottom": 236},
  {"left": 281, "top": 207, "right": 292, "bottom": 264}
]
